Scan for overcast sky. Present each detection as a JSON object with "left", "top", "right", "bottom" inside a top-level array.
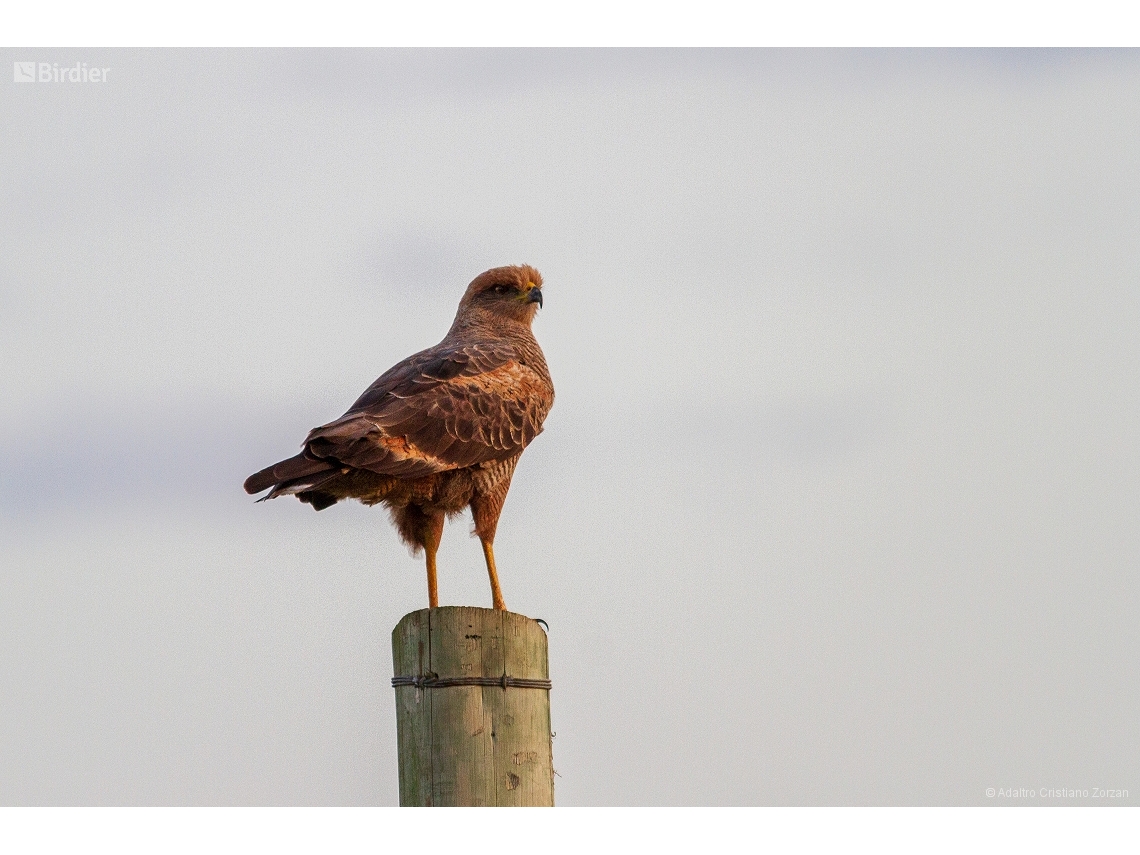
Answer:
[{"left": 1, "top": 49, "right": 1137, "bottom": 806}]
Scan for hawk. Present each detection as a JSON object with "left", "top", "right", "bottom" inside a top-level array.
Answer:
[{"left": 244, "top": 265, "right": 554, "bottom": 611}]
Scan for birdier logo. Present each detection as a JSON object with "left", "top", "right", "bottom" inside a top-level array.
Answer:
[{"left": 13, "top": 61, "right": 110, "bottom": 83}]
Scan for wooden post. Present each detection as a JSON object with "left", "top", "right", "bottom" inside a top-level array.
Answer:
[{"left": 391, "top": 606, "right": 555, "bottom": 806}]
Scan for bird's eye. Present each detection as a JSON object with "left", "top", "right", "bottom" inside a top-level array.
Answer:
[{"left": 491, "top": 284, "right": 510, "bottom": 295}]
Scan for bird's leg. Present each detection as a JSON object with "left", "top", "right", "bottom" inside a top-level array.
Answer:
[
  {"left": 420, "top": 512, "right": 445, "bottom": 609},
  {"left": 426, "top": 546, "right": 439, "bottom": 609},
  {"left": 470, "top": 489, "right": 510, "bottom": 611},
  {"left": 479, "top": 537, "right": 507, "bottom": 611}
]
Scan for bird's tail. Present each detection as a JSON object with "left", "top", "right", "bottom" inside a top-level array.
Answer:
[{"left": 244, "top": 452, "right": 341, "bottom": 500}]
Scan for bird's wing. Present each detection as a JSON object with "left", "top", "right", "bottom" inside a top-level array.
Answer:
[{"left": 301, "top": 341, "right": 553, "bottom": 478}]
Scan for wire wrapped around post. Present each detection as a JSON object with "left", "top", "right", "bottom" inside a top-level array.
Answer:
[{"left": 391, "top": 674, "right": 553, "bottom": 690}]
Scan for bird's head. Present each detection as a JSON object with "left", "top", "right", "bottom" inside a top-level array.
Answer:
[{"left": 454, "top": 265, "right": 544, "bottom": 329}]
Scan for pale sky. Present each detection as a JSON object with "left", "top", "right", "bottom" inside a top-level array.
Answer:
[{"left": 1, "top": 49, "right": 1137, "bottom": 805}]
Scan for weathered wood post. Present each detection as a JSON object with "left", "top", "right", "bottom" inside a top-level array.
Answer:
[{"left": 391, "top": 606, "right": 554, "bottom": 806}]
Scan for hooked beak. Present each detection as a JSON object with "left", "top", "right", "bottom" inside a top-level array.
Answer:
[{"left": 527, "top": 288, "right": 543, "bottom": 308}]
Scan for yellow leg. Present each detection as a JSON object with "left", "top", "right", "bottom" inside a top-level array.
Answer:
[
  {"left": 480, "top": 538, "right": 506, "bottom": 611},
  {"left": 425, "top": 542, "right": 439, "bottom": 609},
  {"left": 419, "top": 512, "right": 444, "bottom": 610}
]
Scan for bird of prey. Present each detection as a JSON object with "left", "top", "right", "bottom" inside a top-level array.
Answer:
[{"left": 244, "top": 265, "right": 553, "bottom": 611}]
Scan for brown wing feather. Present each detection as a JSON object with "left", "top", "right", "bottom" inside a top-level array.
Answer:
[{"left": 301, "top": 342, "right": 553, "bottom": 479}]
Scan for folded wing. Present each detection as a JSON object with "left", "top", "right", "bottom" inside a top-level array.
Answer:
[{"left": 246, "top": 340, "right": 553, "bottom": 494}]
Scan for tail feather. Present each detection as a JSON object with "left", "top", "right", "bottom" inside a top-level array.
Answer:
[
  {"left": 265, "top": 467, "right": 342, "bottom": 500},
  {"left": 244, "top": 452, "right": 338, "bottom": 496},
  {"left": 298, "top": 490, "right": 339, "bottom": 510}
]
